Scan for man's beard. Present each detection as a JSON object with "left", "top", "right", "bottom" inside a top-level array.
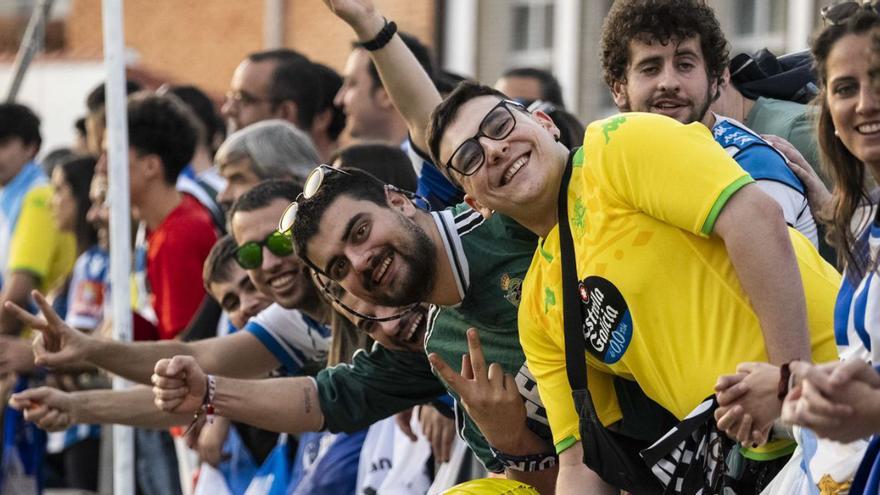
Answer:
[
  {"left": 624, "top": 85, "right": 714, "bottom": 125},
  {"left": 363, "top": 213, "right": 437, "bottom": 307}
]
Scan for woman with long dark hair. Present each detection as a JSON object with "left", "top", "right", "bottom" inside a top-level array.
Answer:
[
  {"left": 45, "top": 155, "right": 105, "bottom": 492},
  {"left": 774, "top": 6, "right": 880, "bottom": 494}
]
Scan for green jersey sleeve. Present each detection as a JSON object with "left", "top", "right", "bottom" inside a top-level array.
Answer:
[{"left": 316, "top": 345, "right": 446, "bottom": 433}]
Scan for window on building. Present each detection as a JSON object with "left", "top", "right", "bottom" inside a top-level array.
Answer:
[
  {"left": 509, "top": 0, "right": 555, "bottom": 68},
  {"left": 728, "top": 0, "right": 788, "bottom": 55}
]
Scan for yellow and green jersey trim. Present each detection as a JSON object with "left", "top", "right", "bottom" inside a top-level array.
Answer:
[
  {"left": 555, "top": 435, "right": 578, "bottom": 454},
  {"left": 740, "top": 438, "right": 797, "bottom": 461},
  {"left": 700, "top": 175, "right": 753, "bottom": 236}
]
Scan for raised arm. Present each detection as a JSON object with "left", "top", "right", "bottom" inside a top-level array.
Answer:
[{"left": 324, "top": 0, "right": 442, "bottom": 151}]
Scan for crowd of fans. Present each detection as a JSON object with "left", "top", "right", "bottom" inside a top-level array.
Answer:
[{"left": 1, "top": 0, "right": 880, "bottom": 493}]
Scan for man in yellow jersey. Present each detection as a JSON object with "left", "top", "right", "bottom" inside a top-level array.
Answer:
[{"left": 426, "top": 87, "right": 838, "bottom": 492}]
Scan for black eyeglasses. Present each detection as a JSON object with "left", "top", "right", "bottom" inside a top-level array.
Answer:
[
  {"left": 445, "top": 99, "right": 526, "bottom": 177},
  {"left": 310, "top": 271, "right": 418, "bottom": 323},
  {"left": 234, "top": 230, "right": 294, "bottom": 270},
  {"left": 821, "top": 1, "right": 880, "bottom": 25}
]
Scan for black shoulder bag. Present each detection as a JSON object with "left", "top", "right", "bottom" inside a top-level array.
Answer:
[{"left": 556, "top": 155, "right": 665, "bottom": 493}]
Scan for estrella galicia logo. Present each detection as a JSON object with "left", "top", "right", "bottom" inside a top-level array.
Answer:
[{"left": 578, "top": 276, "right": 632, "bottom": 364}]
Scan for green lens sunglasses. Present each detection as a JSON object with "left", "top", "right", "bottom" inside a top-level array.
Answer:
[{"left": 234, "top": 230, "right": 294, "bottom": 270}]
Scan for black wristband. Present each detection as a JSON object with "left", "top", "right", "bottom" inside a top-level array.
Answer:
[
  {"left": 489, "top": 446, "right": 558, "bottom": 472},
  {"left": 359, "top": 18, "right": 398, "bottom": 51},
  {"left": 778, "top": 361, "right": 794, "bottom": 401}
]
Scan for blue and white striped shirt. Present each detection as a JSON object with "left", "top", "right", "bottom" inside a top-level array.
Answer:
[{"left": 835, "top": 205, "right": 880, "bottom": 364}]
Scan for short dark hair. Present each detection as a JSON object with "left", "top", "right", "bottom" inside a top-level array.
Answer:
[
  {"left": 247, "top": 49, "right": 322, "bottom": 130},
  {"left": 127, "top": 92, "right": 198, "bottom": 184},
  {"left": 0, "top": 103, "right": 41, "bottom": 150},
  {"left": 166, "top": 85, "right": 224, "bottom": 149},
  {"left": 600, "top": 0, "right": 728, "bottom": 92},
  {"left": 501, "top": 67, "right": 565, "bottom": 107},
  {"left": 227, "top": 178, "right": 302, "bottom": 225},
  {"left": 357, "top": 32, "right": 435, "bottom": 90},
  {"left": 203, "top": 234, "right": 239, "bottom": 289},
  {"left": 426, "top": 81, "right": 508, "bottom": 168},
  {"left": 312, "top": 62, "right": 346, "bottom": 141},
  {"left": 86, "top": 80, "right": 143, "bottom": 113},
  {"left": 332, "top": 142, "right": 418, "bottom": 191},
  {"left": 290, "top": 168, "right": 388, "bottom": 264}
]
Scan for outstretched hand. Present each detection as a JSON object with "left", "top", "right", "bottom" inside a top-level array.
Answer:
[
  {"left": 152, "top": 355, "right": 206, "bottom": 414},
  {"left": 8, "top": 386, "right": 75, "bottom": 432},
  {"left": 4, "top": 290, "right": 94, "bottom": 368},
  {"left": 428, "top": 328, "right": 527, "bottom": 451}
]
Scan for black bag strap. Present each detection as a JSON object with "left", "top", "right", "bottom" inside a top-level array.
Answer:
[{"left": 557, "top": 152, "right": 589, "bottom": 395}]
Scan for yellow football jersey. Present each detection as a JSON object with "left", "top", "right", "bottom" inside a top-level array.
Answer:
[{"left": 519, "top": 113, "right": 840, "bottom": 451}]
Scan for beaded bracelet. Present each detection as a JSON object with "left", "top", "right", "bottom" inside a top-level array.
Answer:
[{"left": 182, "top": 374, "right": 217, "bottom": 436}]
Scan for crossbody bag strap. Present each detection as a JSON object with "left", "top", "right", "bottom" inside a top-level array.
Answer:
[{"left": 557, "top": 152, "right": 589, "bottom": 394}]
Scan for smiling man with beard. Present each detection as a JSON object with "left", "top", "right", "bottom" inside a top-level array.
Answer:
[{"left": 600, "top": 0, "right": 818, "bottom": 245}]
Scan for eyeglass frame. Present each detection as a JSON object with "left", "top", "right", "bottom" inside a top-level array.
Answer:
[
  {"left": 310, "top": 270, "right": 419, "bottom": 323},
  {"left": 233, "top": 230, "right": 294, "bottom": 270},
  {"left": 443, "top": 99, "right": 528, "bottom": 178},
  {"left": 224, "top": 89, "right": 278, "bottom": 108},
  {"left": 820, "top": 1, "right": 880, "bottom": 26}
]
